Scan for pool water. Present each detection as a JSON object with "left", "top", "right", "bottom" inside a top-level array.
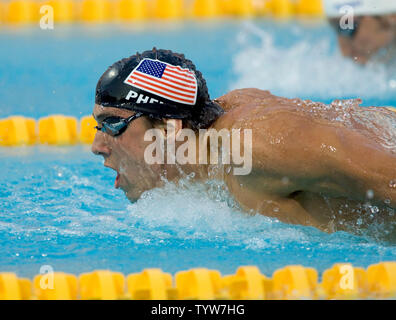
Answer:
[{"left": 1, "top": 20, "right": 395, "bottom": 279}]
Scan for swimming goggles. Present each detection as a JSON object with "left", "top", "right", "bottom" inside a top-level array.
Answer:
[
  {"left": 95, "top": 112, "right": 144, "bottom": 137},
  {"left": 331, "top": 16, "right": 362, "bottom": 38}
]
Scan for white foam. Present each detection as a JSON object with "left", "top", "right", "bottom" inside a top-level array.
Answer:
[
  {"left": 122, "top": 179, "right": 329, "bottom": 249},
  {"left": 230, "top": 21, "right": 396, "bottom": 102}
]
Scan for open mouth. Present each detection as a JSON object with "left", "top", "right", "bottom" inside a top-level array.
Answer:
[
  {"left": 104, "top": 164, "right": 121, "bottom": 189},
  {"left": 115, "top": 172, "right": 120, "bottom": 189}
]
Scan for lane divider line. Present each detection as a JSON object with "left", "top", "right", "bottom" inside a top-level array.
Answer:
[{"left": 1, "top": 262, "right": 395, "bottom": 300}]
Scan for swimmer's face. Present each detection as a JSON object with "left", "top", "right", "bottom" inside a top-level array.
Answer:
[
  {"left": 333, "top": 15, "right": 396, "bottom": 64},
  {"left": 91, "top": 104, "right": 163, "bottom": 201}
]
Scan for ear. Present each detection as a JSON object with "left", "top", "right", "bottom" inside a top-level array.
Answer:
[
  {"left": 161, "top": 119, "right": 183, "bottom": 140},
  {"left": 164, "top": 119, "right": 183, "bottom": 137},
  {"left": 152, "top": 118, "right": 183, "bottom": 138}
]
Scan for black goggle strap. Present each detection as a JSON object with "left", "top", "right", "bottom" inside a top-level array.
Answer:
[
  {"left": 337, "top": 16, "right": 362, "bottom": 38},
  {"left": 125, "top": 111, "right": 144, "bottom": 124},
  {"left": 118, "top": 102, "right": 192, "bottom": 120}
]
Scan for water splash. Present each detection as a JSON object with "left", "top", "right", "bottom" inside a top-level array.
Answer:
[
  {"left": 231, "top": 21, "right": 396, "bottom": 102},
  {"left": 290, "top": 98, "right": 396, "bottom": 153},
  {"left": 0, "top": 147, "right": 395, "bottom": 277},
  {"left": 124, "top": 179, "right": 315, "bottom": 249}
]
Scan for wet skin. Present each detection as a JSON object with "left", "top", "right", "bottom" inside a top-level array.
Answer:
[
  {"left": 92, "top": 88, "right": 396, "bottom": 234},
  {"left": 214, "top": 89, "right": 396, "bottom": 233}
]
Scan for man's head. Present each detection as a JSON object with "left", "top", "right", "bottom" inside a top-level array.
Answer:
[
  {"left": 324, "top": 0, "right": 396, "bottom": 63},
  {"left": 91, "top": 49, "right": 223, "bottom": 201},
  {"left": 330, "top": 14, "right": 396, "bottom": 64}
]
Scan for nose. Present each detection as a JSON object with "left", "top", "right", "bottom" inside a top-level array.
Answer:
[{"left": 91, "top": 131, "right": 111, "bottom": 157}]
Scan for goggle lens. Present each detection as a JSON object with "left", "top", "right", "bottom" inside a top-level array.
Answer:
[
  {"left": 95, "top": 113, "right": 143, "bottom": 137},
  {"left": 102, "top": 117, "right": 126, "bottom": 136}
]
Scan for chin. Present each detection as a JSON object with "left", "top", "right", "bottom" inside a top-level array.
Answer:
[{"left": 124, "top": 187, "right": 144, "bottom": 203}]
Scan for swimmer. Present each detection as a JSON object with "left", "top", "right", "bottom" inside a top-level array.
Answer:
[
  {"left": 92, "top": 48, "right": 396, "bottom": 236},
  {"left": 324, "top": 0, "right": 396, "bottom": 64}
]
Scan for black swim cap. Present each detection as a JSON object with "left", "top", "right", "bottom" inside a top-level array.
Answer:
[{"left": 95, "top": 48, "right": 223, "bottom": 129}]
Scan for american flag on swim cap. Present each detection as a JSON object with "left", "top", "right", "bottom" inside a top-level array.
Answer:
[{"left": 124, "top": 58, "right": 198, "bottom": 105}]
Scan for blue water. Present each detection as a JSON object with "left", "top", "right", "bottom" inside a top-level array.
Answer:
[{"left": 0, "top": 20, "right": 395, "bottom": 279}]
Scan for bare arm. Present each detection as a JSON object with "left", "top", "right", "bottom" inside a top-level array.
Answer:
[{"left": 249, "top": 111, "right": 395, "bottom": 205}]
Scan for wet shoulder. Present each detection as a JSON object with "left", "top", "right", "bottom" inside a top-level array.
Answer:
[
  {"left": 211, "top": 88, "right": 302, "bottom": 130},
  {"left": 214, "top": 88, "right": 275, "bottom": 112},
  {"left": 213, "top": 89, "right": 396, "bottom": 154}
]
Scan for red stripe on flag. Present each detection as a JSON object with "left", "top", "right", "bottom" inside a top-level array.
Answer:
[
  {"left": 133, "top": 70, "right": 196, "bottom": 89},
  {"left": 127, "top": 79, "right": 195, "bottom": 104},
  {"left": 162, "top": 70, "right": 196, "bottom": 84},
  {"left": 168, "top": 64, "right": 194, "bottom": 74},
  {"left": 130, "top": 72, "right": 197, "bottom": 94},
  {"left": 161, "top": 74, "right": 197, "bottom": 88},
  {"left": 129, "top": 75, "right": 196, "bottom": 98},
  {"left": 166, "top": 66, "right": 195, "bottom": 79}
]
